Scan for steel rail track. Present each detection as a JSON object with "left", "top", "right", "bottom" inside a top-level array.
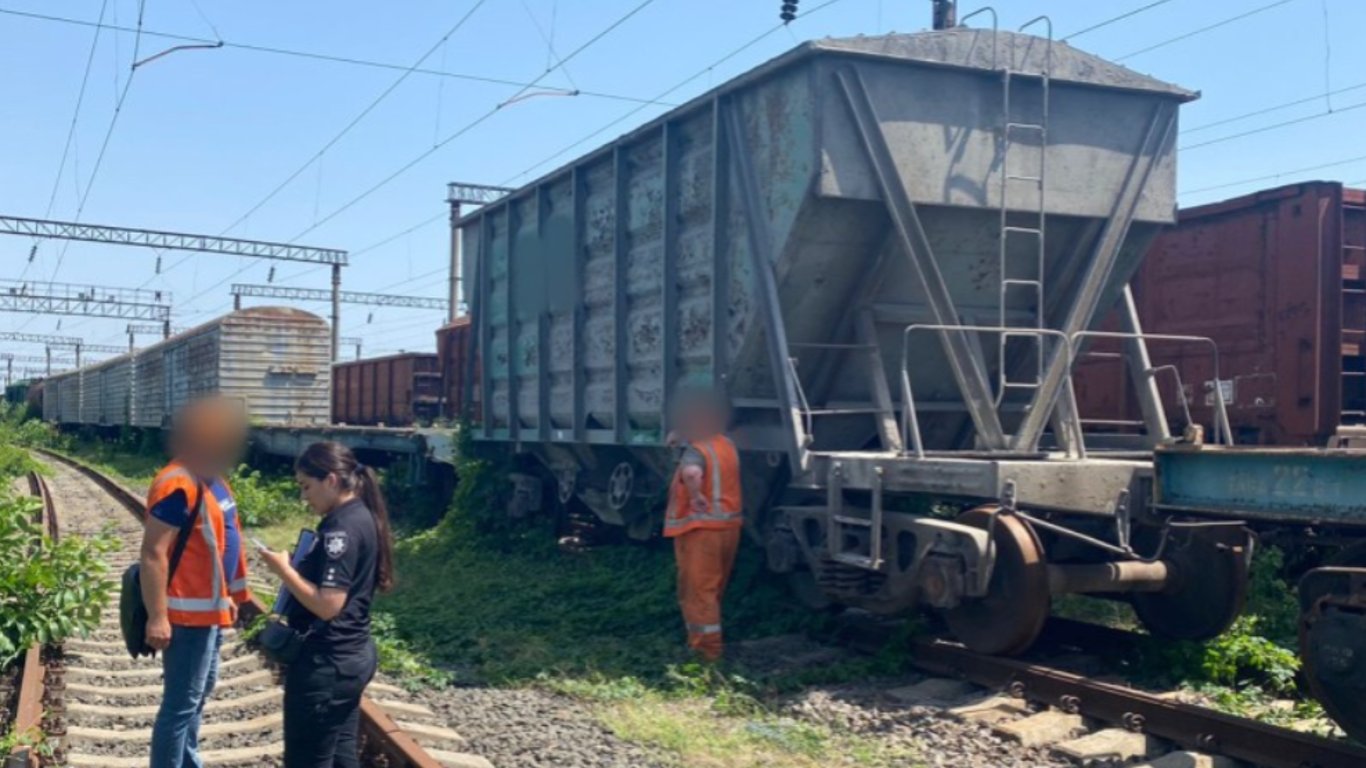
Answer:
[
  {"left": 29, "top": 448, "right": 444, "bottom": 768},
  {"left": 845, "top": 617, "right": 1366, "bottom": 768},
  {"left": 6, "top": 471, "right": 59, "bottom": 766}
]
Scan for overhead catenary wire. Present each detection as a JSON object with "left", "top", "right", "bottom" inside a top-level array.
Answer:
[
  {"left": 216, "top": 0, "right": 490, "bottom": 238},
  {"left": 1116, "top": 0, "right": 1296, "bottom": 61},
  {"left": 170, "top": 0, "right": 661, "bottom": 326},
  {"left": 504, "top": 0, "right": 851, "bottom": 187},
  {"left": 0, "top": 7, "right": 671, "bottom": 108},
  {"left": 19, "top": 0, "right": 111, "bottom": 285},
  {"left": 1183, "top": 79, "right": 1366, "bottom": 133},
  {"left": 1181, "top": 153, "right": 1366, "bottom": 196},
  {"left": 275, "top": 0, "right": 852, "bottom": 321},
  {"left": 1180, "top": 99, "right": 1366, "bottom": 152},
  {"left": 1060, "top": 0, "right": 1177, "bottom": 41},
  {"left": 27, "top": 0, "right": 147, "bottom": 342}
]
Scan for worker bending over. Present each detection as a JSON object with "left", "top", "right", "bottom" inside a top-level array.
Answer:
[{"left": 664, "top": 387, "right": 742, "bottom": 662}]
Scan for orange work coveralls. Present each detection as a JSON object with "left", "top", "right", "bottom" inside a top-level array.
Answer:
[{"left": 664, "top": 434, "right": 743, "bottom": 661}]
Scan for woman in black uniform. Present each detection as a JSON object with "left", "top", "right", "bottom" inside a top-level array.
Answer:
[{"left": 258, "top": 441, "right": 396, "bottom": 768}]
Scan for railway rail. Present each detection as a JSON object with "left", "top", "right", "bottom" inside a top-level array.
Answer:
[
  {"left": 13, "top": 449, "right": 484, "bottom": 768},
  {"left": 841, "top": 616, "right": 1366, "bottom": 768}
]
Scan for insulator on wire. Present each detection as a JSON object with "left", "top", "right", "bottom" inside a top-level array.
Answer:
[
  {"left": 27, "top": 244, "right": 37, "bottom": 262},
  {"left": 780, "top": 0, "right": 799, "bottom": 23},
  {"left": 155, "top": 255, "right": 162, "bottom": 274},
  {"left": 268, "top": 266, "right": 276, "bottom": 283},
  {"left": 367, "top": 312, "right": 374, "bottom": 324}
]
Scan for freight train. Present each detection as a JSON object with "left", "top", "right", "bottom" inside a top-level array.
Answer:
[
  {"left": 40, "top": 307, "right": 332, "bottom": 427},
  {"left": 22, "top": 26, "right": 1366, "bottom": 741}
]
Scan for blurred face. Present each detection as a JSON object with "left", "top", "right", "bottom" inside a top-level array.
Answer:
[
  {"left": 172, "top": 398, "right": 247, "bottom": 477},
  {"left": 674, "top": 398, "right": 723, "bottom": 442},
  {"left": 296, "top": 471, "right": 342, "bottom": 515}
]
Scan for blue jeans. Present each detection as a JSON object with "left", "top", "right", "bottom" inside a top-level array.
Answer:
[{"left": 150, "top": 625, "right": 222, "bottom": 768}]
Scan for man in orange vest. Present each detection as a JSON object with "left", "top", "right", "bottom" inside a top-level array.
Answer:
[
  {"left": 664, "top": 387, "right": 743, "bottom": 662},
  {"left": 142, "top": 397, "right": 253, "bottom": 768}
]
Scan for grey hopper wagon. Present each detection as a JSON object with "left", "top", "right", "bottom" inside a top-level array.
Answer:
[{"left": 459, "top": 25, "right": 1237, "bottom": 657}]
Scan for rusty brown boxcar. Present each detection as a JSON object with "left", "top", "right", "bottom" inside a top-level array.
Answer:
[
  {"left": 1076, "top": 181, "right": 1366, "bottom": 445},
  {"left": 331, "top": 352, "right": 441, "bottom": 427},
  {"left": 435, "top": 318, "right": 478, "bottom": 422}
]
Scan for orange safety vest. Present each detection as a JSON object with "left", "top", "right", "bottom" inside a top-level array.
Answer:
[
  {"left": 664, "top": 434, "right": 743, "bottom": 537},
  {"left": 146, "top": 462, "right": 235, "bottom": 628}
]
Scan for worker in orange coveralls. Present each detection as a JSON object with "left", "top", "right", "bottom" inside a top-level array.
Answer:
[{"left": 664, "top": 386, "right": 742, "bottom": 662}]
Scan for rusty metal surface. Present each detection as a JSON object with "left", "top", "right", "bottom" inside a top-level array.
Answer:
[
  {"left": 1078, "top": 181, "right": 1366, "bottom": 446},
  {"left": 905, "top": 636, "right": 1366, "bottom": 768},
  {"left": 435, "top": 318, "right": 476, "bottom": 422},
  {"left": 332, "top": 353, "right": 440, "bottom": 427},
  {"left": 32, "top": 449, "right": 446, "bottom": 768}
]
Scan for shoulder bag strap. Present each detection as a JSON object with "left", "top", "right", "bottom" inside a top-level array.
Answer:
[{"left": 166, "top": 481, "right": 206, "bottom": 586}]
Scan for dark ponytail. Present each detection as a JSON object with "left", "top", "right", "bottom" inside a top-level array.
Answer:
[{"left": 295, "top": 441, "right": 396, "bottom": 592}]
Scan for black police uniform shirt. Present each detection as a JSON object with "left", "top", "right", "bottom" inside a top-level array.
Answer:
[{"left": 286, "top": 498, "right": 378, "bottom": 659}]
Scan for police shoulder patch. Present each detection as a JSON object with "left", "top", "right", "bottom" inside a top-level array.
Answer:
[{"left": 323, "top": 531, "right": 348, "bottom": 559}]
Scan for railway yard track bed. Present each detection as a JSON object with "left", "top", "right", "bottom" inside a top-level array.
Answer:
[{"left": 26, "top": 451, "right": 491, "bottom": 768}]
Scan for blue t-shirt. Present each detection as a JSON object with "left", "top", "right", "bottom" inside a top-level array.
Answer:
[{"left": 148, "top": 478, "right": 241, "bottom": 586}]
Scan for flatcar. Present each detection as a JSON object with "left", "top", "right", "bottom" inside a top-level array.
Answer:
[{"left": 44, "top": 307, "right": 331, "bottom": 428}]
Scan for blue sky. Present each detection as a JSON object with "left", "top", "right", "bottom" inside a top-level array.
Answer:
[{"left": 2, "top": 0, "right": 1364, "bottom": 361}]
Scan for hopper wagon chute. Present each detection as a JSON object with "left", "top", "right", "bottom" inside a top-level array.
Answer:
[{"left": 459, "top": 23, "right": 1211, "bottom": 656}]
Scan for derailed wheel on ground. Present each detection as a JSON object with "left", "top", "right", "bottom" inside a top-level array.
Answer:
[
  {"left": 943, "top": 507, "right": 1050, "bottom": 656},
  {"left": 1131, "top": 526, "right": 1250, "bottom": 641},
  {"left": 1299, "top": 545, "right": 1366, "bottom": 743}
]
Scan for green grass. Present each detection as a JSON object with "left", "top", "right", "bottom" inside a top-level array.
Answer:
[{"left": 379, "top": 514, "right": 824, "bottom": 685}]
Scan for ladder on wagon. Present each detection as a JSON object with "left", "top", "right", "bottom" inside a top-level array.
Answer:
[
  {"left": 996, "top": 18, "right": 1053, "bottom": 411},
  {"left": 821, "top": 15, "right": 1058, "bottom": 573}
]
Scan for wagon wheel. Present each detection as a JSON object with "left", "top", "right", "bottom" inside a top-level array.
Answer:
[
  {"left": 607, "top": 462, "right": 634, "bottom": 511},
  {"left": 1131, "top": 526, "right": 1249, "bottom": 641},
  {"left": 1299, "top": 546, "right": 1366, "bottom": 743},
  {"left": 943, "top": 506, "right": 1050, "bottom": 657}
]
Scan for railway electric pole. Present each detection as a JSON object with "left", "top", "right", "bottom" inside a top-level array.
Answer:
[
  {"left": 0, "top": 214, "right": 348, "bottom": 362},
  {"left": 339, "top": 337, "right": 363, "bottom": 360},
  {"left": 446, "top": 183, "right": 512, "bottom": 322},
  {"left": 0, "top": 280, "right": 171, "bottom": 321},
  {"left": 126, "top": 322, "right": 185, "bottom": 351},
  {"left": 230, "top": 284, "right": 448, "bottom": 311}
]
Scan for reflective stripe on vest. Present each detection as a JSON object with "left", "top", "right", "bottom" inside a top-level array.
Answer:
[
  {"left": 665, "top": 436, "right": 741, "bottom": 533},
  {"left": 154, "top": 466, "right": 231, "bottom": 617},
  {"left": 687, "top": 622, "right": 722, "bottom": 635}
]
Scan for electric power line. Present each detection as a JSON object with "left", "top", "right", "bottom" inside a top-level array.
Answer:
[
  {"left": 1116, "top": 0, "right": 1296, "bottom": 62},
  {"left": 503, "top": 0, "right": 848, "bottom": 187},
  {"left": 1180, "top": 99, "right": 1366, "bottom": 151},
  {"left": 1061, "top": 0, "right": 1177, "bottom": 42},
  {"left": 1183, "top": 79, "right": 1366, "bottom": 133},
  {"left": 1182, "top": 153, "right": 1366, "bottom": 196},
  {"left": 21, "top": 0, "right": 111, "bottom": 285},
  {"left": 22, "top": 0, "right": 148, "bottom": 339},
  {"left": 217, "top": 0, "right": 490, "bottom": 238},
  {"left": 0, "top": 7, "right": 672, "bottom": 108},
  {"left": 170, "top": 0, "right": 662, "bottom": 325}
]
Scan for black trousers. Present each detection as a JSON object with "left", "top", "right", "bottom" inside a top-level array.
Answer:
[{"left": 282, "top": 642, "right": 377, "bottom": 768}]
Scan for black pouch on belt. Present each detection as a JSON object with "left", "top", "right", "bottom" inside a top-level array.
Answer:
[{"left": 257, "top": 618, "right": 314, "bottom": 666}]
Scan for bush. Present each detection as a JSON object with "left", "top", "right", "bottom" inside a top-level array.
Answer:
[
  {"left": 231, "top": 464, "right": 307, "bottom": 528},
  {"left": 0, "top": 488, "right": 116, "bottom": 666}
]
